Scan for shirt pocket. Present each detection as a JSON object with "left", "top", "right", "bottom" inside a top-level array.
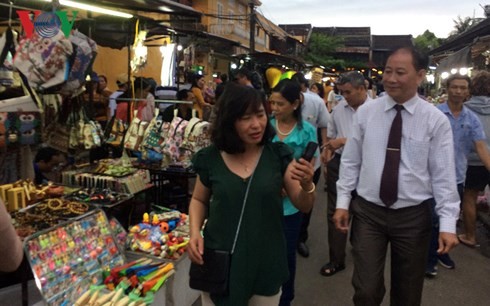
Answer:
[{"left": 404, "top": 138, "right": 430, "bottom": 170}]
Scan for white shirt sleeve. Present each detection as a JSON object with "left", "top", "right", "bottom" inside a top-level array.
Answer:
[
  {"left": 336, "top": 112, "right": 363, "bottom": 209},
  {"left": 429, "top": 116, "right": 460, "bottom": 233}
]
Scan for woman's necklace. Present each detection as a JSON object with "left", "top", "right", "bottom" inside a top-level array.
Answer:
[{"left": 276, "top": 120, "right": 297, "bottom": 136}]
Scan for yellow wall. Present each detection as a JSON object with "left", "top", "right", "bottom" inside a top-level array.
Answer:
[{"left": 92, "top": 46, "right": 163, "bottom": 90}]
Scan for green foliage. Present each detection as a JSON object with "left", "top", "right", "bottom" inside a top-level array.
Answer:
[
  {"left": 302, "top": 33, "right": 346, "bottom": 69},
  {"left": 449, "top": 15, "right": 476, "bottom": 37},
  {"left": 414, "top": 30, "right": 441, "bottom": 53}
]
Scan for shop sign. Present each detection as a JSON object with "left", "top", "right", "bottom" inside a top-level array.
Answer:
[{"left": 16, "top": 10, "right": 78, "bottom": 38}]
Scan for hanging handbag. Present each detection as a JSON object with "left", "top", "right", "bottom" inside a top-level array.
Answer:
[{"left": 189, "top": 148, "right": 262, "bottom": 296}]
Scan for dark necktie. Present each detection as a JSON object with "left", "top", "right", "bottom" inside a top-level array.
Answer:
[{"left": 380, "top": 104, "right": 403, "bottom": 207}]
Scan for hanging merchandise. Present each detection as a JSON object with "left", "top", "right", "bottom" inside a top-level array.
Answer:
[
  {"left": 0, "top": 28, "right": 42, "bottom": 112},
  {"left": 130, "top": 20, "right": 148, "bottom": 73},
  {"left": 0, "top": 111, "right": 41, "bottom": 147},
  {"left": 180, "top": 117, "right": 211, "bottom": 155},
  {"left": 105, "top": 118, "right": 126, "bottom": 148},
  {"left": 60, "top": 30, "right": 98, "bottom": 95},
  {"left": 13, "top": 30, "right": 73, "bottom": 90},
  {"left": 161, "top": 115, "right": 189, "bottom": 165},
  {"left": 123, "top": 110, "right": 149, "bottom": 151},
  {"left": 142, "top": 116, "right": 165, "bottom": 153},
  {"left": 160, "top": 43, "right": 176, "bottom": 87},
  {"left": 15, "top": 112, "right": 41, "bottom": 145},
  {"left": 265, "top": 67, "right": 282, "bottom": 89},
  {"left": 0, "top": 28, "right": 18, "bottom": 87}
]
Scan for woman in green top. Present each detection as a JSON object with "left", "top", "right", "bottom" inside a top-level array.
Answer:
[{"left": 188, "top": 83, "right": 315, "bottom": 306}]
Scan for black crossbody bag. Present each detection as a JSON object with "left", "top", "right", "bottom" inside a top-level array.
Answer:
[{"left": 189, "top": 149, "right": 262, "bottom": 296}]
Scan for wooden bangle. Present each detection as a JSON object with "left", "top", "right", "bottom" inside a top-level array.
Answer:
[{"left": 301, "top": 183, "right": 315, "bottom": 194}]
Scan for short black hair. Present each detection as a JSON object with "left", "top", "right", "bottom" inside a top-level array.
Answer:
[
  {"left": 35, "top": 147, "right": 61, "bottom": 163},
  {"left": 291, "top": 72, "right": 309, "bottom": 87},
  {"left": 235, "top": 68, "right": 251, "bottom": 80},
  {"left": 133, "top": 77, "right": 151, "bottom": 90},
  {"left": 445, "top": 73, "right": 471, "bottom": 89},
  {"left": 211, "top": 83, "right": 273, "bottom": 154},
  {"left": 311, "top": 83, "right": 325, "bottom": 98},
  {"left": 386, "top": 46, "right": 428, "bottom": 71},
  {"left": 176, "top": 89, "right": 190, "bottom": 101}
]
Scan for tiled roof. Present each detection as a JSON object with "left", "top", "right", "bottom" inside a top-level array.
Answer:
[
  {"left": 312, "top": 27, "right": 371, "bottom": 47},
  {"left": 371, "top": 35, "right": 413, "bottom": 50}
]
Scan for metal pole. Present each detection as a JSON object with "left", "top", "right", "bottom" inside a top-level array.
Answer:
[{"left": 249, "top": 2, "right": 255, "bottom": 53}]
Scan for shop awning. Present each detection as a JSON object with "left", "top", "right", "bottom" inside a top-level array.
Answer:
[{"left": 436, "top": 46, "right": 471, "bottom": 72}]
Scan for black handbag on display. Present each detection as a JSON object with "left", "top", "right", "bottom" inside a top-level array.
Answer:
[{"left": 189, "top": 148, "right": 263, "bottom": 296}]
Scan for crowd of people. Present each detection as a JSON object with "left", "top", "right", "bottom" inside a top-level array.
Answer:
[
  {"left": 186, "top": 46, "right": 490, "bottom": 306},
  {"left": 1, "top": 46, "right": 488, "bottom": 306}
]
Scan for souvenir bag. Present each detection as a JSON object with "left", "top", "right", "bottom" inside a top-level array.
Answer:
[
  {"left": 181, "top": 118, "right": 211, "bottom": 154},
  {"left": 16, "top": 112, "right": 41, "bottom": 145},
  {"left": 82, "top": 120, "right": 103, "bottom": 150},
  {"left": 142, "top": 117, "right": 164, "bottom": 152},
  {"left": 46, "top": 96, "right": 71, "bottom": 152},
  {"left": 161, "top": 116, "right": 189, "bottom": 164},
  {"left": 60, "top": 30, "right": 97, "bottom": 95},
  {"left": 76, "top": 102, "right": 103, "bottom": 150},
  {"left": 66, "top": 98, "right": 83, "bottom": 149},
  {"left": 106, "top": 118, "right": 126, "bottom": 147},
  {"left": 124, "top": 111, "right": 148, "bottom": 151},
  {"left": 41, "top": 94, "right": 61, "bottom": 143},
  {"left": 46, "top": 120, "right": 70, "bottom": 153},
  {"left": 189, "top": 149, "right": 262, "bottom": 295},
  {"left": 0, "top": 28, "right": 42, "bottom": 111},
  {"left": 139, "top": 109, "right": 162, "bottom": 150},
  {"left": 13, "top": 31, "right": 73, "bottom": 90},
  {"left": 0, "top": 28, "right": 18, "bottom": 87}
]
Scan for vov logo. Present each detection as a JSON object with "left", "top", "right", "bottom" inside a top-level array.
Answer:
[{"left": 17, "top": 10, "right": 78, "bottom": 38}]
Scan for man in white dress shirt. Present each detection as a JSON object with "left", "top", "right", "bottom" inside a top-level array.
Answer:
[
  {"left": 320, "top": 71, "right": 371, "bottom": 277},
  {"left": 333, "top": 46, "right": 460, "bottom": 305}
]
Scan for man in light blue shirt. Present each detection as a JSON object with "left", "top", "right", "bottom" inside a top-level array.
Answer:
[
  {"left": 426, "top": 74, "right": 490, "bottom": 276},
  {"left": 333, "top": 47, "right": 460, "bottom": 306}
]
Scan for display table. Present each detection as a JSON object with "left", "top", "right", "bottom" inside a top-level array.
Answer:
[{"left": 146, "top": 168, "right": 196, "bottom": 213}]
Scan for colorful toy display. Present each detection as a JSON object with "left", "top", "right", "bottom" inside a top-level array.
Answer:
[
  {"left": 127, "top": 211, "right": 189, "bottom": 260},
  {"left": 24, "top": 210, "right": 125, "bottom": 305},
  {"left": 72, "top": 258, "right": 174, "bottom": 306}
]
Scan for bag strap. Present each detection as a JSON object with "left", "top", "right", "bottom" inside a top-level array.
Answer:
[
  {"left": 230, "top": 147, "right": 264, "bottom": 254},
  {"left": 171, "top": 118, "right": 186, "bottom": 138},
  {"left": 185, "top": 118, "right": 202, "bottom": 138}
]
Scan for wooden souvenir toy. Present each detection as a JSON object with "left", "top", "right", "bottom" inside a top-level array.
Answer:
[{"left": 7, "top": 187, "right": 26, "bottom": 211}]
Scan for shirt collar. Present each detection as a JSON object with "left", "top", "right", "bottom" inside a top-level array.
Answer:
[
  {"left": 439, "top": 102, "right": 468, "bottom": 118},
  {"left": 343, "top": 95, "right": 371, "bottom": 110},
  {"left": 384, "top": 94, "right": 419, "bottom": 115}
]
